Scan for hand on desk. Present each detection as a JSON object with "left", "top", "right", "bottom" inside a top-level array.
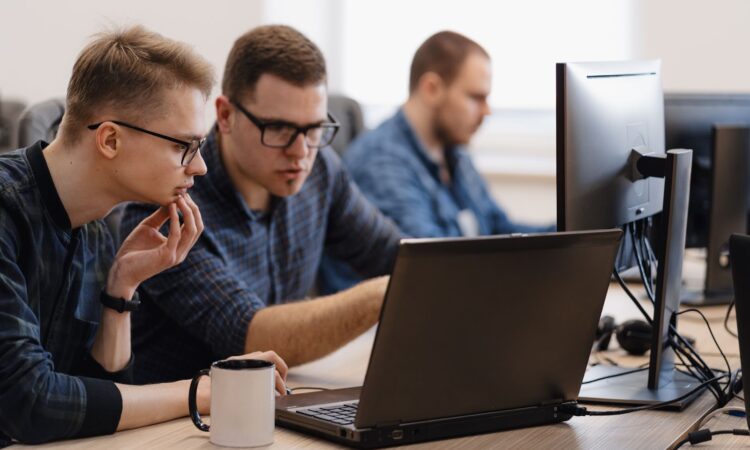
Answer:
[
  {"left": 229, "top": 350, "right": 289, "bottom": 395},
  {"left": 193, "top": 351, "right": 289, "bottom": 413}
]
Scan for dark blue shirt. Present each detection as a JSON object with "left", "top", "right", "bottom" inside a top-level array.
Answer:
[
  {"left": 318, "top": 109, "right": 554, "bottom": 293},
  {"left": 120, "top": 127, "right": 402, "bottom": 384},
  {"left": 0, "top": 142, "right": 129, "bottom": 445}
]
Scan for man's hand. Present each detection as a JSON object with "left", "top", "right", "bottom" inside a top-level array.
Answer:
[
  {"left": 194, "top": 351, "right": 289, "bottom": 413},
  {"left": 228, "top": 350, "right": 289, "bottom": 396},
  {"left": 106, "top": 194, "right": 203, "bottom": 299}
]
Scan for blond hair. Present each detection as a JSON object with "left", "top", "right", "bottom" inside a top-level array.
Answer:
[{"left": 61, "top": 25, "right": 215, "bottom": 142}]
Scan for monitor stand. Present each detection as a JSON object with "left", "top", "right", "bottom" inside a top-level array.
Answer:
[
  {"left": 580, "top": 361, "right": 701, "bottom": 409},
  {"left": 581, "top": 149, "right": 701, "bottom": 408},
  {"left": 682, "top": 126, "right": 750, "bottom": 306}
]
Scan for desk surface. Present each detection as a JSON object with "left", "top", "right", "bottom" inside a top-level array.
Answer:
[{"left": 12, "top": 278, "right": 746, "bottom": 450}]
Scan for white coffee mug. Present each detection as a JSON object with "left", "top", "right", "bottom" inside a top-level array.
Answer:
[{"left": 188, "top": 359, "right": 275, "bottom": 447}]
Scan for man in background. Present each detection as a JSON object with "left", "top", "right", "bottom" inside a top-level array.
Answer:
[{"left": 319, "top": 31, "right": 553, "bottom": 294}]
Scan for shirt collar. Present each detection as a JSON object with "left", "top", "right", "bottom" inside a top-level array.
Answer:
[
  {"left": 25, "top": 140, "right": 72, "bottom": 231},
  {"left": 202, "top": 125, "right": 281, "bottom": 221},
  {"left": 394, "top": 108, "right": 461, "bottom": 178}
]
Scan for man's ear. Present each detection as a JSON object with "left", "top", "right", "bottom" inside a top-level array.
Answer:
[
  {"left": 419, "top": 72, "right": 446, "bottom": 107},
  {"left": 215, "top": 95, "right": 234, "bottom": 134},
  {"left": 93, "top": 122, "right": 121, "bottom": 161}
]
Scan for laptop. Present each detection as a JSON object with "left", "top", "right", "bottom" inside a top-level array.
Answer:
[
  {"left": 277, "top": 229, "right": 623, "bottom": 448},
  {"left": 730, "top": 233, "right": 750, "bottom": 430}
]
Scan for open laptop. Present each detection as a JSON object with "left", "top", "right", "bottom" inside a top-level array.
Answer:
[
  {"left": 730, "top": 233, "right": 750, "bottom": 430},
  {"left": 277, "top": 229, "right": 622, "bottom": 448}
]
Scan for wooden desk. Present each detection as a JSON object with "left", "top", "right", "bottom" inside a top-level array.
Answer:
[{"left": 12, "top": 281, "right": 744, "bottom": 449}]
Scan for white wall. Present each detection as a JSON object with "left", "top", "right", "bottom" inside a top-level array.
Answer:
[
  {"left": 3, "top": 0, "right": 750, "bottom": 224},
  {"left": 634, "top": 0, "right": 750, "bottom": 94},
  {"left": 0, "top": 0, "right": 267, "bottom": 121}
]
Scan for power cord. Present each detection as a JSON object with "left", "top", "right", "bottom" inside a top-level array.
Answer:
[
  {"left": 674, "top": 428, "right": 749, "bottom": 448},
  {"left": 632, "top": 229, "right": 730, "bottom": 405},
  {"left": 725, "top": 300, "right": 738, "bottom": 338},
  {"left": 696, "top": 406, "right": 746, "bottom": 429},
  {"left": 562, "top": 374, "right": 728, "bottom": 417},
  {"left": 675, "top": 309, "right": 732, "bottom": 391},
  {"left": 288, "top": 386, "right": 330, "bottom": 393},
  {"left": 582, "top": 367, "right": 648, "bottom": 385}
]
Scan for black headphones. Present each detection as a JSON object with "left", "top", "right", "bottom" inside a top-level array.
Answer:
[{"left": 595, "top": 315, "right": 653, "bottom": 356}]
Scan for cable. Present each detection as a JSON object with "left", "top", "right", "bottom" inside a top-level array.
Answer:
[
  {"left": 562, "top": 374, "right": 728, "bottom": 417},
  {"left": 674, "top": 429, "right": 750, "bottom": 448},
  {"left": 632, "top": 230, "right": 726, "bottom": 402},
  {"left": 725, "top": 300, "right": 739, "bottom": 338},
  {"left": 675, "top": 308, "right": 732, "bottom": 389},
  {"left": 671, "top": 333, "right": 729, "bottom": 403},
  {"left": 613, "top": 269, "right": 653, "bottom": 325},
  {"left": 696, "top": 406, "right": 746, "bottom": 429},
  {"left": 609, "top": 228, "right": 729, "bottom": 405},
  {"left": 631, "top": 222, "right": 655, "bottom": 303},
  {"left": 582, "top": 367, "right": 648, "bottom": 385},
  {"left": 570, "top": 377, "right": 723, "bottom": 416},
  {"left": 288, "top": 386, "right": 331, "bottom": 393}
]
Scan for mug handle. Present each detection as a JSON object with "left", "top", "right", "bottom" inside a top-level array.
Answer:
[{"left": 188, "top": 368, "right": 210, "bottom": 432}]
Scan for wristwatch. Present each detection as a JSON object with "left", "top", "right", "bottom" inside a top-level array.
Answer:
[{"left": 100, "top": 290, "right": 141, "bottom": 313}]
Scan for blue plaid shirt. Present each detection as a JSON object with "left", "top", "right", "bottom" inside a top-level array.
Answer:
[
  {"left": 318, "top": 108, "right": 554, "bottom": 293},
  {"left": 120, "top": 126, "right": 402, "bottom": 384},
  {"left": 0, "top": 142, "right": 129, "bottom": 445}
]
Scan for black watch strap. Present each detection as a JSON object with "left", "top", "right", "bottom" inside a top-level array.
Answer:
[{"left": 100, "top": 290, "right": 140, "bottom": 313}]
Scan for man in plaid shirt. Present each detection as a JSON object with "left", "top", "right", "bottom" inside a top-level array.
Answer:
[
  {"left": 0, "top": 26, "right": 286, "bottom": 445},
  {"left": 121, "top": 25, "right": 402, "bottom": 384}
]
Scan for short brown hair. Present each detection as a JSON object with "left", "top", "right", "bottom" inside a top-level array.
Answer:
[
  {"left": 222, "top": 25, "right": 326, "bottom": 100},
  {"left": 61, "top": 25, "right": 215, "bottom": 142},
  {"left": 409, "top": 31, "right": 489, "bottom": 94}
]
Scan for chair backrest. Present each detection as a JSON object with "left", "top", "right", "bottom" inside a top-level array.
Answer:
[
  {"left": 328, "top": 93, "right": 365, "bottom": 156},
  {"left": 17, "top": 98, "right": 66, "bottom": 147},
  {"left": 0, "top": 98, "right": 28, "bottom": 154}
]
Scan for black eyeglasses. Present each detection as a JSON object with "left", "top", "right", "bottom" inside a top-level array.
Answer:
[
  {"left": 230, "top": 99, "right": 340, "bottom": 149},
  {"left": 87, "top": 120, "right": 205, "bottom": 166}
]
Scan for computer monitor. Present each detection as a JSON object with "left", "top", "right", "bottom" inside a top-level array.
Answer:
[
  {"left": 557, "top": 60, "right": 699, "bottom": 407},
  {"left": 729, "top": 233, "right": 750, "bottom": 431},
  {"left": 665, "top": 94, "right": 750, "bottom": 305}
]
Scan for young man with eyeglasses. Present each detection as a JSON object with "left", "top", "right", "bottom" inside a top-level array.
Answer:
[
  {"left": 120, "top": 25, "right": 402, "bottom": 383},
  {"left": 0, "top": 26, "right": 287, "bottom": 445}
]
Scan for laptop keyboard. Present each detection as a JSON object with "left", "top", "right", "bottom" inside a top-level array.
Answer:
[{"left": 295, "top": 401, "right": 358, "bottom": 426}]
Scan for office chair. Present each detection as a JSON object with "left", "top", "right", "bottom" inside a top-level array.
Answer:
[
  {"left": 0, "top": 98, "right": 27, "bottom": 154},
  {"left": 17, "top": 97, "right": 66, "bottom": 148},
  {"left": 16, "top": 97, "right": 125, "bottom": 239},
  {"left": 328, "top": 93, "right": 365, "bottom": 156}
]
